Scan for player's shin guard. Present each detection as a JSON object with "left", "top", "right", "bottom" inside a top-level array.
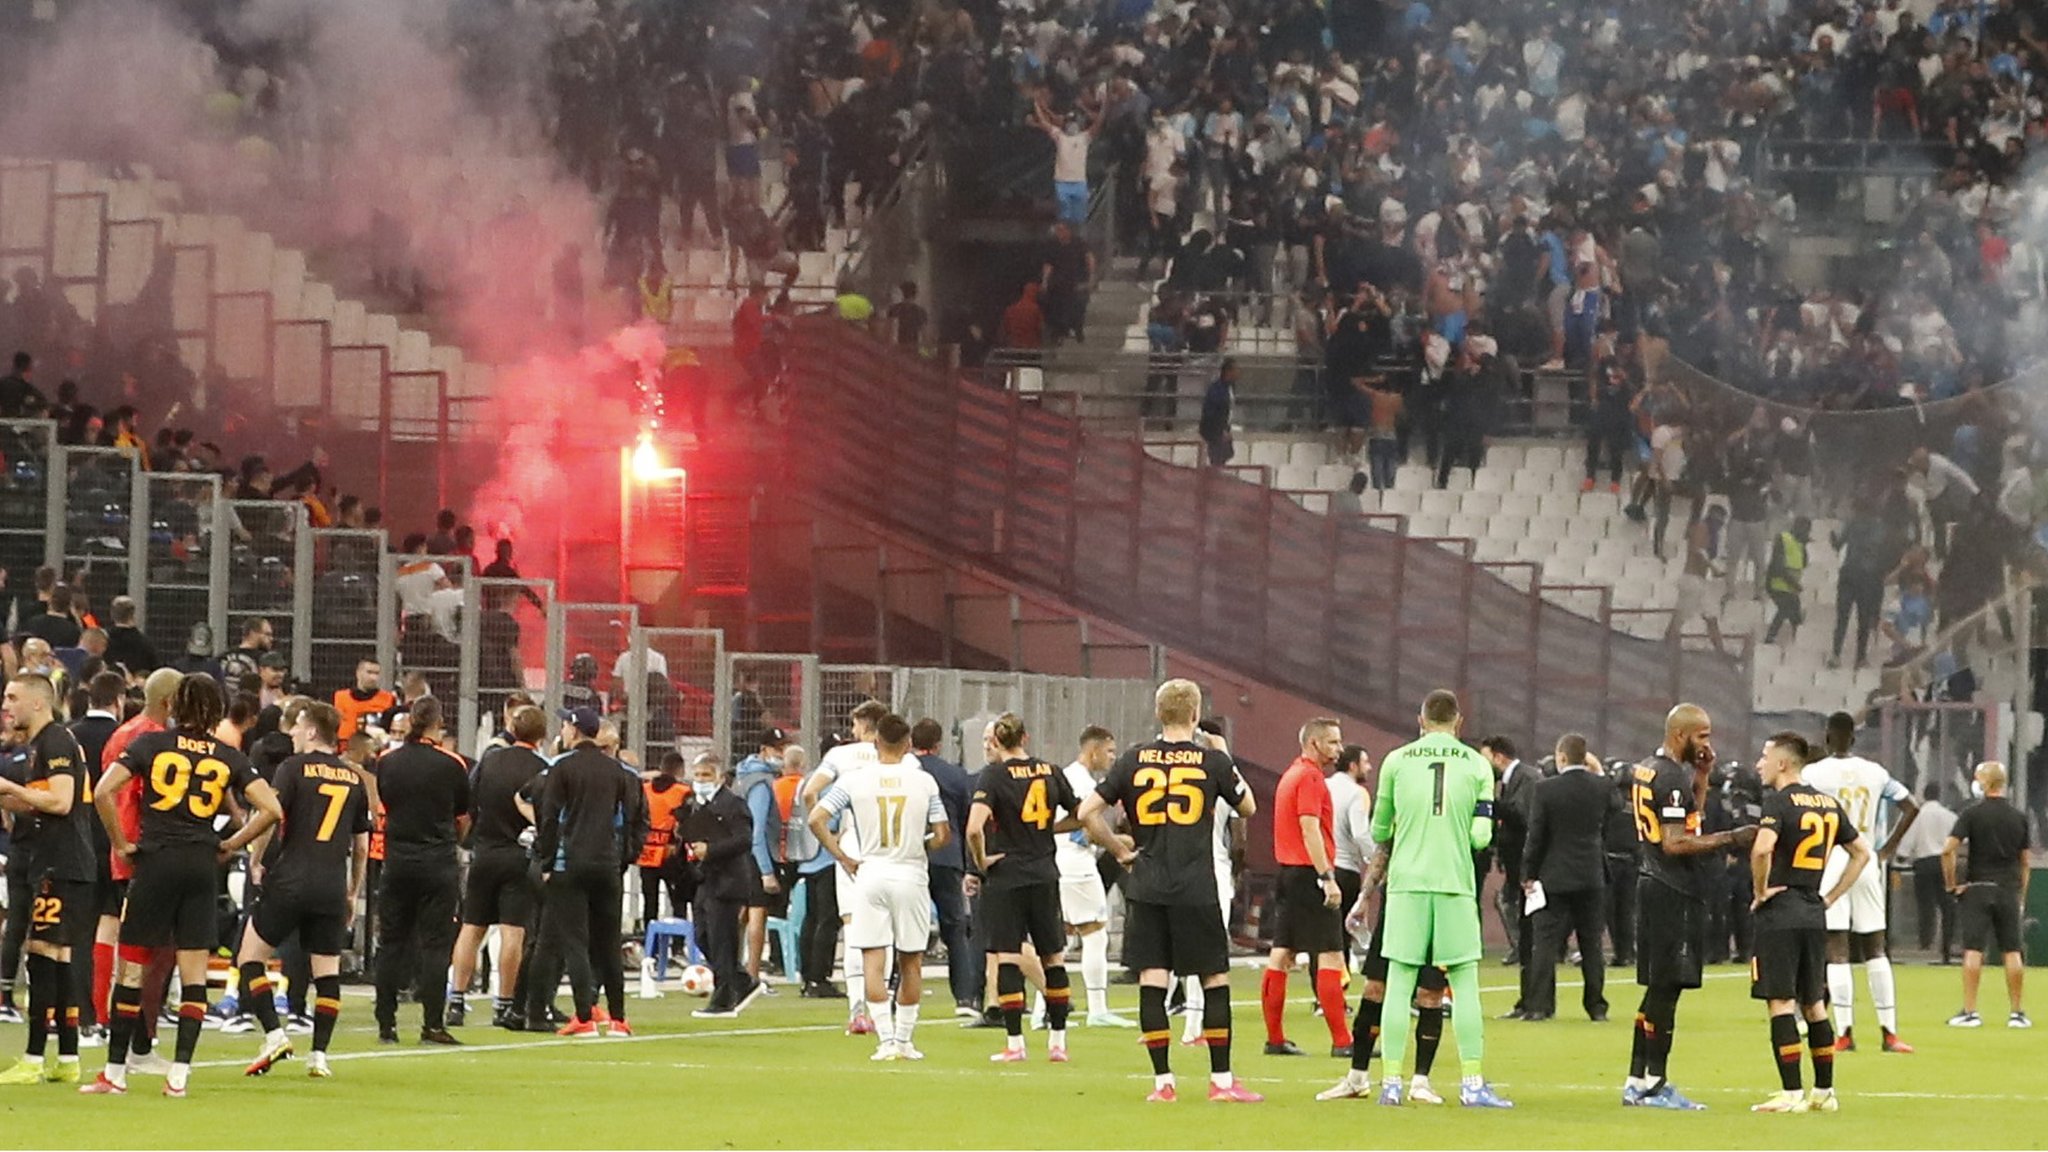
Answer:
[
  {"left": 54, "top": 964, "right": 77, "bottom": 1059},
  {"left": 996, "top": 963, "right": 1026, "bottom": 1039},
  {"left": 312, "top": 976, "right": 342, "bottom": 1054},
  {"left": 1644, "top": 992, "right": 1678, "bottom": 1082},
  {"left": 1867, "top": 956, "right": 1898, "bottom": 1033},
  {"left": 1259, "top": 967, "right": 1287, "bottom": 1045},
  {"left": 1827, "top": 962, "right": 1853, "bottom": 1035},
  {"left": 92, "top": 942, "right": 114, "bottom": 1027},
  {"left": 1044, "top": 965, "right": 1072, "bottom": 1033},
  {"left": 1315, "top": 967, "right": 1352, "bottom": 1046},
  {"left": 1413, "top": 1003, "right": 1444, "bottom": 1077},
  {"left": 105, "top": 983, "right": 141, "bottom": 1068},
  {"left": 175, "top": 987, "right": 207, "bottom": 1066},
  {"left": 1807, "top": 1018, "right": 1835, "bottom": 1090},
  {"left": 1348, "top": 992, "right": 1383, "bottom": 1074},
  {"left": 24, "top": 953, "right": 54, "bottom": 1058},
  {"left": 1445, "top": 963, "right": 1485, "bottom": 1082},
  {"left": 1138, "top": 984, "right": 1172, "bottom": 1076},
  {"left": 1079, "top": 932, "right": 1111, "bottom": 1016},
  {"left": 239, "top": 962, "right": 282, "bottom": 1035},
  {"left": 1202, "top": 983, "right": 1232, "bottom": 1077},
  {"left": 1379, "top": 963, "right": 1419, "bottom": 1082},
  {"left": 1770, "top": 1014, "right": 1804, "bottom": 1091}
]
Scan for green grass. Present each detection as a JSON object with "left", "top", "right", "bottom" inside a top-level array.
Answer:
[{"left": 0, "top": 962, "right": 2040, "bottom": 1147}]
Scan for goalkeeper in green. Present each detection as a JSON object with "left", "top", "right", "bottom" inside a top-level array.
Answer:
[{"left": 1354, "top": 690, "right": 1512, "bottom": 1108}]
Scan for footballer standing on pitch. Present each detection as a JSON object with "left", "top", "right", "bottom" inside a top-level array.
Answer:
[
  {"left": 1625, "top": 703, "right": 1756, "bottom": 1110},
  {"left": 968, "top": 713, "right": 1082, "bottom": 1063},
  {"left": 0, "top": 673, "right": 95, "bottom": 1088},
  {"left": 236, "top": 702, "right": 375, "bottom": 1080},
  {"left": 1749, "top": 732, "right": 1869, "bottom": 1114},
  {"left": 87, "top": 674, "right": 280, "bottom": 1098},
  {"left": 1077, "top": 679, "right": 1261, "bottom": 1103}
]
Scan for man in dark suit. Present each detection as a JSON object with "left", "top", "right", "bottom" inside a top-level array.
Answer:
[
  {"left": 1482, "top": 736, "right": 1536, "bottom": 1011},
  {"left": 912, "top": 718, "right": 980, "bottom": 1016},
  {"left": 1519, "top": 733, "right": 1612, "bottom": 1021},
  {"left": 680, "top": 752, "right": 763, "bottom": 1019}
]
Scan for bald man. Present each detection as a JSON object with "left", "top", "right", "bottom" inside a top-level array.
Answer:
[
  {"left": 1623, "top": 704, "right": 1756, "bottom": 1110},
  {"left": 1942, "top": 762, "right": 2031, "bottom": 1029}
]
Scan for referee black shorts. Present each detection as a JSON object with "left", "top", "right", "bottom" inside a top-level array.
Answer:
[
  {"left": 120, "top": 844, "right": 220, "bottom": 951},
  {"left": 1362, "top": 893, "right": 1448, "bottom": 991},
  {"left": 462, "top": 849, "right": 538, "bottom": 930},
  {"left": 1271, "top": 865, "right": 1344, "bottom": 955},
  {"left": 1750, "top": 926, "right": 1826, "bottom": 1004},
  {"left": 1959, "top": 885, "right": 2023, "bottom": 957},
  {"left": 983, "top": 882, "right": 1065, "bottom": 957},
  {"left": 1124, "top": 898, "right": 1230, "bottom": 978},
  {"left": 1637, "top": 894, "right": 1705, "bottom": 991}
]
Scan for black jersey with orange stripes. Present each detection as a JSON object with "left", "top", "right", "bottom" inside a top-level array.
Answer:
[
  {"left": 115, "top": 728, "right": 257, "bottom": 851},
  {"left": 971, "top": 756, "right": 1078, "bottom": 890},
  {"left": 260, "top": 752, "right": 373, "bottom": 907},
  {"left": 20, "top": 720, "right": 94, "bottom": 883},
  {"left": 1630, "top": 752, "right": 1708, "bottom": 900},
  {"left": 1754, "top": 783, "right": 1860, "bottom": 931}
]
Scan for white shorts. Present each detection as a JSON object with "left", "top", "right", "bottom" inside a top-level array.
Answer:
[
  {"left": 835, "top": 863, "right": 855, "bottom": 917},
  {"left": 1060, "top": 871, "right": 1108, "bottom": 927},
  {"left": 847, "top": 870, "right": 933, "bottom": 952},
  {"left": 1823, "top": 854, "right": 1886, "bottom": 934},
  {"left": 1675, "top": 572, "right": 1724, "bottom": 622},
  {"left": 1216, "top": 868, "right": 1235, "bottom": 929}
]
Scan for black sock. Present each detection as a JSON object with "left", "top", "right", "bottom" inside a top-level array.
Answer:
[
  {"left": 1771, "top": 1013, "right": 1803, "bottom": 1092},
  {"left": 240, "top": 962, "right": 283, "bottom": 1034},
  {"left": 175, "top": 987, "right": 207, "bottom": 1066},
  {"left": 1349, "top": 994, "right": 1384, "bottom": 1074},
  {"left": 23, "top": 954, "right": 53, "bottom": 1058},
  {"left": 1139, "top": 984, "right": 1171, "bottom": 1076},
  {"left": 1645, "top": 992, "right": 1679, "bottom": 1083},
  {"left": 1414, "top": 1003, "right": 1444, "bottom": 1077},
  {"left": 1203, "top": 982, "right": 1232, "bottom": 1078},
  {"left": 1045, "top": 965, "right": 1071, "bottom": 1032},
  {"left": 313, "top": 976, "right": 342, "bottom": 1054},
  {"left": 54, "top": 960, "right": 75, "bottom": 1058},
  {"left": 1807, "top": 1017, "right": 1835, "bottom": 1090},
  {"left": 106, "top": 984, "right": 140, "bottom": 1067},
  {"left": 1629, "top": 1010, "right": 1650, "bottom": 1080},
  {"left": 996, "top": 963, "right": 1025, "bottom": 1039}
]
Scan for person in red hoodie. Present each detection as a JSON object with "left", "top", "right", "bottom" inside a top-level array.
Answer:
[{"left": 92, "top": 667, "right": 182, "bottom": 1079}]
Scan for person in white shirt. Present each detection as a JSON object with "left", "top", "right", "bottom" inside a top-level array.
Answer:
[
  {"left": 800, "top": 700, "right": 893, "bottom": 1031},
  {"left": 394, "top": 535, "right": 463, "bottom": 641},
  {"left": 1180, "top": 721, "right": 1244, "bottom": 1045},
  {"left": 1054, "top": 727, "right": 1134, "bottom": 1028},
  {"left": 810, "top": 714, "right": 949, "bottom": 1061},
  {"left": 1032, "top": 94, "right": 1103, "bottom": 227},
  {"left": 1801, "top": 712, "right": 1921, "bottom": 1052},
  {"left": 1327, "top": 745, "right": 1374, "bottom": 969},
  {"left": 1895, "top": 783, "right": 1959, "bottom": 960}
]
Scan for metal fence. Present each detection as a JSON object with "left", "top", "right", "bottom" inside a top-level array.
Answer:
[
  {"left": 383, "top": 552, "right": 479, "bottom": 755},
  {"left": 633, "top": 625, "right": 728, "bottom": 769},
  {"left": 222, "top": 499, "right": 310, "bottom": 678},
  {"left": 137, "top": 471, "right": 225, "bottom": 662},
  {"left": 305, "top": 526, "right": 389, "bottom": 696},
  {"left": 52, "top": 446, "right": 136, "bottom": 620}
]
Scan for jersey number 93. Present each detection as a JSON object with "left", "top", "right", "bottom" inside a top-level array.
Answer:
[{"left": 148, "top": 751, "right": 232, "bottom": 820}]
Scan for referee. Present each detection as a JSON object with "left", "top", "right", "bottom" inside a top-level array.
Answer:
[
  {"left": 532, "top": 707, "right": 646, "bottom": 1037},
  {"left": 1260, "top": 718, "right": 1352, "bottom": 1057},
  {"left": 372, "top": 697, "right": 470, "bottom": 1046}
]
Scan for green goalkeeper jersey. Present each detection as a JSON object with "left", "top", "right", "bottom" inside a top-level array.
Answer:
[{"left": 1371, "top": 730, "right": 1496, "bottom": 896}]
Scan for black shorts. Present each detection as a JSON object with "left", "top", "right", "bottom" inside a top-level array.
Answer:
[
  {"left": 1750, "top": 926, "right": 1827, "bottom": 1003},
  {"left": 1959, "top": 885, "right": 2023, "bottom": 956},
  {"left": 28, "top": 877, "right": 93, "bottom": 948},
  {"left": 1335, "top": 868, "right": 1362, "bottom": 944},
  {"left": 96, "top": 868, "right": 126, "bottom": 919},
  {"left": 1361, "top": 893, "right": 1449, "bottom": 991},
  {"left": 743, "top": 868, "right": 771, "bottom": 910},
  {"left": 1637, "top": 892, "right": 1705, "bottom": 990},
  {"left": 462, "top": 850, "right": 537, "bottom": 929},
  {"left": 983, "top": 882, "right": 1065, "bottom": 956},
  {"left": 1271, "top": 865, "right": 1344, "bottom": 954},
  {"left": 1124, "top": 899, "right": 1230, "bottom": 977},
  {"left": 120, "top": 843, "right": 220, "bottom": 951},
  {"left": 250, "top": 890, "right": 349, "bottom": 956}
]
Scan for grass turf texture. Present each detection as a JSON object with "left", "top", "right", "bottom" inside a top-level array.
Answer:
[{"left": 0, "top": 962, "right": 2037, "bottom": 1148}]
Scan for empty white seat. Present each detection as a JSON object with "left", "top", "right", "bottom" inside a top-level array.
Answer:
[
  {"left": 1527, "top": 514, "right": 1574, "bottom": 542},
  {"left": 1498, "top": 491, "right": 1542, "bottom": 518},
  {"left": 1419, "top": 489, "right": 1462, "bottom": 517},
  {"left": 1622, "top": 556, "right": 1669, "bottom": 585},
  {"left": 1446, "top": 513, "right": 1488, "bottom": 540},
  {"left": 1471, "top": 536, "right": 1515, "bottom": 562},
  {"left": 1583, "top": 554, "right": 1627, "bottom": 585},
  {"left": 1297, "top": 492, "right": 1329, "bottom": 515},
  {"left": 1538, "top": 492, "right": 1581, "bottom": 519},
  {"left": 1407, "top": 513, "right": 1451, "bottom": 538},
  {"left": 1511, "top": 469, "right": 1556, "bottom": 494},
  {"left": 1524, "top": 445, "right": 1566, "bottom": 473},
  {"left": 1458, "top": 491, "right": 1502, "bottom": 518},
  {"left": 1167, "top": 444, "right": 1198, "bottom": 468},
  {"left": 1378, "top": 489, "right": 1423, "bottom": 519},
  {"left": 1487, "top": 514, "right": 1530, "bottom": 540},
  {"left": 1592, "top": 536, "right": 1637, "bottom": 561},
  {"left": 1315, "top": 463, "right": 1355, "bottom": 490},
  {"left": 1394, "top": 464, "right": 1434, "bottom": 491},
  {"left": 1474, "top": 468, "right": 1513, "bottom": 494},
  {"left": 1275, "top": 464, "right": 1318, "bottom": 491},
  {"left": 1580, "top": 491, "right": 1624, "bottom": 519},
  {"left": 1288, "top": 441, "right": 1327, "bottom": 468},
  {"left": 1012, "top": 366, "right": 1044, "bottom": 393},
  {"left": 1248, "top": 441, "right": 1290, "bottom": 469},
  {"left": 1544, "top": 554, "right": 1586, "bottom": 583}
]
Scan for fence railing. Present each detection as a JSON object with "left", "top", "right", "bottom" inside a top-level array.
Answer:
[{"left": 782, "top": 317, "right": 1755, "bottom": 757}]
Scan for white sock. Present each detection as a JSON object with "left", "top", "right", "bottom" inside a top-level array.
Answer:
[
  {"left": 1154, "top": 1072, "right": 1175, "bottom": 1090},
  {"left": 866, "top": 1000, "right": 891, "bottom": 1043},
  {"left": 1182, "top": 976, "right": 1205, "bottom": 1038},
  {"left": 103, "top": 1064, "right": 126, "bottom": 1088},
  {"left": 169, "top": 1062, "right": 190, "bottom": 1090},
  {"left": 1049, "top": 1028, "right": 1066, "bottom": 1049},
  {"left": 1626, "top": 1075, "right": 1649, "bottom": 1092},
  {"left": 57, "top": 1053, "right": 77, "bottom": 1065},
  {"left": 1867, "top": 956, "right": 1898, "bottom": 1032},
  {"left": 1006, "top": 1033, "right": 1025, "bottom": 1053},
  {"left": 268, "top": 1027, "right": 288, "bottom": 1047},
  {"left": 1081, "top": 932, "right": 1111, "bottom": 1015},
  {"left": 1827, "top": 963, "right": 1854, "bottom": 1033},
  {"left": 1211, "top": 1071, "right": 1233, "bottom": 1089},
  {"left": 844, "top": 943, "right": 863, "bottom": 1013},
  {"left": 894, "top": 1003, "right": 920, "bottom": 1046}
]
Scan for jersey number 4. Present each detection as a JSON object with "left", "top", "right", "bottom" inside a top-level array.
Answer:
[
  {"left": 1791, "top": 811, "right": 1840, "bottom": 871},
  {"left": 1132, "top": 767, "right": 1205, "bottom": 826},
  {"left": 148, "top": 751, "right": 231, "bottom": 820}
]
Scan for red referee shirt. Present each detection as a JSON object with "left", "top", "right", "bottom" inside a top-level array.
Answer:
[{"left": 1273, "top": 755, "right": 1335, "bottom": 867}]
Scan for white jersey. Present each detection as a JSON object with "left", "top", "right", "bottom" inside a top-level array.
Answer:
[
  {"left": 1325, "top": 770, "right": 1372, "bottom": 873},
  {"left": 814, "top": 741, "right": 881, "bottom": 853},
  {"left": 1055, "top": 761, "right": 1100, "bottom": 878},
  {"left": 819, "top": 760, "right": 945, "bottom": 879},
  {"left": 1802, "top": 755, "right": 1910, "bottom": 848}
]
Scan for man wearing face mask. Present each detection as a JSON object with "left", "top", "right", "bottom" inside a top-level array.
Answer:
[{"left": 681, "top": 753, "right": 762, "bottom": 1019}]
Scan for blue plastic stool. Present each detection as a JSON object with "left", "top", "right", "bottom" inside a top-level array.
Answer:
[
  {"left": 644, "top": 918, "right": 702, "bottom": 972},
  {"left": 763, "top": 883, "right": 806, "bottom": 983}
]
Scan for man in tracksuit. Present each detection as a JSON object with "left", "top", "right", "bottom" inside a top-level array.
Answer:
[{"left": 532, "top": 708, "right": 647, "bottom": 1038}]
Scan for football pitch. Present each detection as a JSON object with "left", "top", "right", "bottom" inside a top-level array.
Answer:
[{"left": 2, "top": 962, "right": 2041, "bottom": 1148}]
